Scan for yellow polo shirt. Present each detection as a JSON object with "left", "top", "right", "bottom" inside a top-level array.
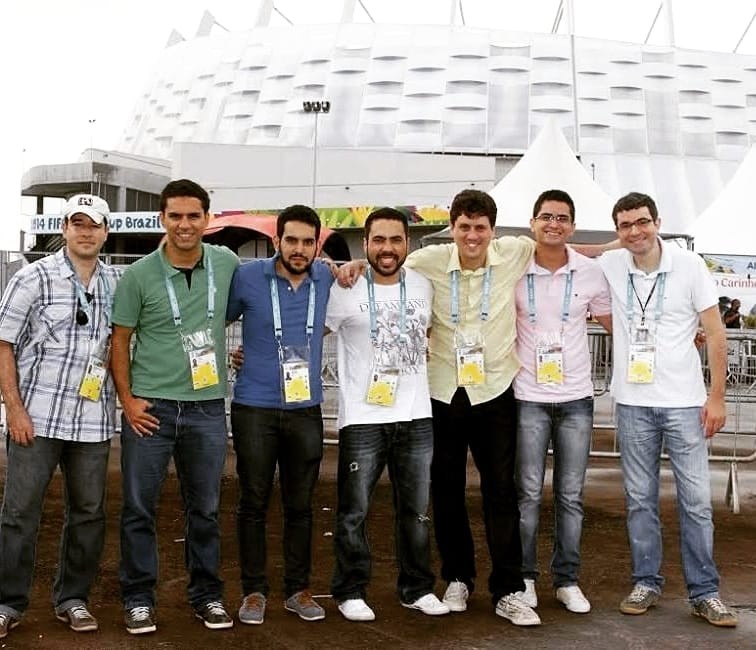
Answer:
[{"left": 405, "top": 236, "right": 535, "bottom": 405}]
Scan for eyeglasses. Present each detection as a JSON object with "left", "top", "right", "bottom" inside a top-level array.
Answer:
[
  {"left": 534, "top": 213, "right": 572, "bottom": 224},
  {"left": 76, "top": 292, "right": 94, "bottom": 326},
  {"left": 616, "top": 217, "right": 656, "bottom": 232}
]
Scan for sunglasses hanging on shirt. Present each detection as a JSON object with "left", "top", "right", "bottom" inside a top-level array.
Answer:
[{"left": 76, "top": 292, "right": 94, "bottom": 326}]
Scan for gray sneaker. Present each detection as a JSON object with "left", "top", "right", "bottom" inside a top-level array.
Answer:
[
  {"left": 195, "top": 601, "right": 233, "bottom": 630},
  {"left": 0, "top": 612, "right": 20, "bottom": 639},
  {"left": 239, "top": 593, "right": 267, "bottom": 625},
  {"left": 284, "top": 590, "right": 325, "bottom": 621},
  {"left": 56, "top": 604, "right": 98, "bottom": 632},
  {"left": 619, "top": 584, "right": 660, "bottom": 615},
  {"left": 125, "top": 606, "right": 157, "bottom": 635},
  {"left": 692, "top": 597, "right": 738, "bottom": 627}
]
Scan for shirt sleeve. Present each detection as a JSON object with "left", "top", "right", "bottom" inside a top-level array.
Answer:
[
  {"left": 0, "top": 269, "right": 36, "bottom": 344},
  {"left": 690, "top": 253, "right": 719, "bottom": 313},
  {"left": 226, "top": 266, "right": 245, "bottom": 322},
  {"left": 587, "top": 261, "right": 612, "bottom": 317},
  {"left": 325, "top": 283, "right": 347, "bottom": 332},
  {"left": 405, "top": 244, "right": 449, "bottom": 277},
  {"left": 111, "top": 266, "right": 142, "bottom": 328}
]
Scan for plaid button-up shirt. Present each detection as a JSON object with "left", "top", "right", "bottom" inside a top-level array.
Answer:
[{"left": 0, "top": 250, "right": 121, "bottom": 442}]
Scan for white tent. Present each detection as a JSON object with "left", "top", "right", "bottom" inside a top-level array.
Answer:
[
  {"left": 491, "top": 118, "right": 616, "bottom": 232},
  {"left": 689, "top": 144, "right": 756, "bottom": 256}
]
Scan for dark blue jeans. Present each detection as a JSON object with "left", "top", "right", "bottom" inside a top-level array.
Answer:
[
  {"left": 516, "top": 397, "right": 593, "bottom": 588},
  {"left": 331, "top": 418, "right": 435, "bottom": 604},
  {"left": 119, "top": 398, "right": 228, "bottom": 610},
  {"left": 0, "top": 436, "right": 110, "bottom": 618},
  {"left": 231, "top": 403, "right": 323, "bottom": 598},
  {"left": 431, "top": 387, "right": 524, "bottom": 603}
]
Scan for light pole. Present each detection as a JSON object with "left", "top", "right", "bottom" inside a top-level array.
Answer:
[
  {"left": 302, "top": 100, "right": 330, "bottom": 207},
  {"left": 88, "top": 118, "right": 96, "bottom": 195}
]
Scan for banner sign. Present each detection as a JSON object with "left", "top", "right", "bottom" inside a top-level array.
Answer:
[{"left": 28, "top": 205, "right": 452, "bottom": 235}]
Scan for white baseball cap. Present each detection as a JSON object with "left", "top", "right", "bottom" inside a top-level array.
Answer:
[{"left": 63, "top": 194, "right": 110, "bottom": 225}]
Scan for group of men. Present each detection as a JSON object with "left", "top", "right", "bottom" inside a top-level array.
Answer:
[{"left": 0, "top": 178, "right": 737, "bottom": 640}]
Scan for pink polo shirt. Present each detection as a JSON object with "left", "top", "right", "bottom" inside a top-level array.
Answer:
[{"left": 514, "top": 248, "right": 611, "bottom": 403}]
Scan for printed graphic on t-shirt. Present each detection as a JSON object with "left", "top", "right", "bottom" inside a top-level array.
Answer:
[{"left": 360, "top": 298, "right": 429, "bottom": 374}]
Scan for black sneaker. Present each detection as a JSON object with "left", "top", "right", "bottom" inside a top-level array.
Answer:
[
  {"left": 125, "top": 606, "right": 157, "bottom": 635},
  {"left": 195, "top": 601, "right": 234, "bottom": 630},
  {"left": 56, "top": 604, "right": 98, "bottom": 632}
]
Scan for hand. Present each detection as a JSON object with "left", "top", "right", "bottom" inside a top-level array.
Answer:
[
  {"left": 701, "top": 396, "right": 726, "bottom": 439},
  {"left": 230, "top": 345, "right": 244, "bottom": 371},
  {"left": 122, "top": 397, "right": 160, "bottom": 437},
  {"left": 694, "top": 328, "right": 706, "bottom": 349},
  {"left": 6, "top": 405, "right": 35, "bottom": 446},
  {"left": 336, "top": 260, "right": 366, "bottom": 288}
]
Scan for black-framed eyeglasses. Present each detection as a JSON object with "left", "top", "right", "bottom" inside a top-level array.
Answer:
[
  {"left": 535, "top": 213, "right": 572, "bottom": 224},
  {"left": 76, "top": 292, "right": 94, "bottom": 326},
  {"left": 616, "top": 217, "right": 655, "bottom": 232}
]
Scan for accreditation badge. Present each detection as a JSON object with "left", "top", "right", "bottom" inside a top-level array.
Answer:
[
  {"left": 182, "top": 329, "right": 219, "bottom": 390},
  {"left": 626, "top": 323, "right": 656, "bottom": 384},
  {"left": 455, "top": 330, "right": 486, "bottom": 387},
  {"left": 536, "top": 345, "right": 564, "bottom": 385},
  {"left": 78, "top": 335, "right": 111, "bottom": 401},
  {"left": 281, "top": 345, "right": 311, "bottom": 403},
  {"left": 366, "top": 364, "right": 400, "bottom": 406}
]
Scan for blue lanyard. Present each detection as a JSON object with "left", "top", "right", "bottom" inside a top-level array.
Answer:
[
  {"left": 164, "top": 249, "right": 215, "bottom": 329},
  {"left": 626, "top": 272, "right": 666, "bottom": 326},
  {"left": 366, "top": 267, "right": 406, "bottom": 343},
  {"left": 526, "top": 269, "right": 574, "bottom": 326},
  {"left": 64, "top": 252, "right": 113, "bottom": 333},
  {"left": 450, "top": 266, "right": 492, "bottom": 325},
  {"left": 270, "top": 274, "right": 316, "bottom": 350}
]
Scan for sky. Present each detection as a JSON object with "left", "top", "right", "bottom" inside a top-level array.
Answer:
[{"left": 2, "top": 0, "right": 756, "bottom": 249}]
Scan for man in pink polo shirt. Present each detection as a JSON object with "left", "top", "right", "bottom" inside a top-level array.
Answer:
[{"left": 513, "top": 189, "right": 612, "bottom": 615}]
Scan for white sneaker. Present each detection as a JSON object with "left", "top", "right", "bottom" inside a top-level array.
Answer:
[
  {"left": 556, "top": 585, "right": 591, "bottom": 614},
  {"left": 442, "top": 581, "right": 469, "bottom": 612},
  {"left": 402, "top": 593, "right": 450, "bottom": 616},
  {"left": 495, "top": 593, "right": 541, "bottom": 626},
  {"left": 516, "top": 578, "right": 538, "bottom": 608},
  {"left": 338, "top": 599, "right": 375, "bottom": 622}
]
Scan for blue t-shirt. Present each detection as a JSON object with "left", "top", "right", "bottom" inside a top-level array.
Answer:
[{"left": 227, "top": 256, "right": 333, "bottom": 409}]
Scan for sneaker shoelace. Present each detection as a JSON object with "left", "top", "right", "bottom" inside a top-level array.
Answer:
[
  {"left": 69, "top": 605, "right": 91, "bottom": 619},
  {"left": 628, "top": 586, "right": 649, "bottom": 603},
  {"left": 703, "top": 598, "right": 728, "bottom": 614},
  {"left": 204, "top": 601, "right": 227, "bottom": 616},
  {"left": 130, "top": 606, "right": 152, "bottom": 621}
]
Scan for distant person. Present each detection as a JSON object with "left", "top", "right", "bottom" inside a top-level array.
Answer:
[
  {"left": 514, "top": 190, "right": 612, "bottom": 615},
  {"left": 328, "top": 208, "right": 448, "bottom": 621},
  {"left": 227, "top": 205, "right": 333, "bottom": 625},
  {"left": 723, "top": 299, "right": 741, "bottom": 329},
  {"left": 0, "top": 195, "right": 119, "bottom": 640},
  {"left": 111, "top": 179, "right": 239, "bottom": 635},
  {"left": 599, "top": 192, "right": 737, "bottom": 628}
]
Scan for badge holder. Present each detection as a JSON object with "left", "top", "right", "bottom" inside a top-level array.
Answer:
[
  {"left": 627, "top": 324, "right": 656, "bottom": 384},
  {"left": 183, "top": 328, "right": 220, "bottom": 390},
  {"left": 78, "top": 335, "right": 111, "bottom": 401},
  {"left": 281, "top": 345, "right": 311, "bottom": 403},
  {"left": 535, "top": 331, "right": 564, "bottom": 385},
  {"left": 366, "top": 348, "right": 401, "bottom": 406},
  {"left": 455, "top": 330, "right": 486, "bottom": 387}
]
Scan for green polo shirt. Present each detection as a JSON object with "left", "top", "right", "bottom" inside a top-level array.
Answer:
[{"left": 112, "top": 243, "right": 240, "bottom": 401}]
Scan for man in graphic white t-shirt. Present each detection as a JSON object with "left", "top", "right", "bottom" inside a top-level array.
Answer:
[{"left": 326, "top": 208, "right": 449, "bottom": 622}]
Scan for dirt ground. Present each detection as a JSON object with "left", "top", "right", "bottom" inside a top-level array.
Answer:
[{"left": 1, "top": 439, "right": 755, "bottom": 650}]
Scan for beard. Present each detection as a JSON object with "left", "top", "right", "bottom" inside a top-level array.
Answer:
[
  {"left": 280, "top": 253, "right": 313, "bottom": 276},
  {"left": 368, "top": 253, "right": 406, "bottom": 277}
]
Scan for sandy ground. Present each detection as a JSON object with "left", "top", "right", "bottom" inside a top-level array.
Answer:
[{"left": 0, "top": 436, "right": 754, "bottom": 650}]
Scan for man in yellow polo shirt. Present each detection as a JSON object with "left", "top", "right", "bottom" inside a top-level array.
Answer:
[{"left": 404, "top": 189, "right": 540, "bottom": 626}]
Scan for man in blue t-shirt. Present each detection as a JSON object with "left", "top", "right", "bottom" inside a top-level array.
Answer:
[{"left": 226, "top": 205, "right": 333, "bottom": 626}]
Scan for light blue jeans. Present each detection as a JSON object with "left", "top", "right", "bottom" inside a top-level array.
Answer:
[
  {"left": 516, "top": 397, "right": 593, "bottom": 587},
  {"left": 615, "top": 404, "right": 720, "bottom": 603}
]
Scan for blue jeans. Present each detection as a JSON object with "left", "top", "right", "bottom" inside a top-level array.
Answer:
[
  {"left": 332, "top": 419, "right": 435, "bottom": 604},
  {"left": 616, "top": 404, "right": 720, "bottom": 602},
  {"left": 0, "top": 436, "right": 110, "bottom": 618},
  {"left": 516, "top": 397, "right": 593, "bottom": 588},
  {"left": 431, "top": 387, "right": 524, "bottom": 602},
  {"left": 231, "top": 403, "right": 323, "bottom": 598},
  {"left": 119, "top": 398, "right": 228, "bottom": 610}
]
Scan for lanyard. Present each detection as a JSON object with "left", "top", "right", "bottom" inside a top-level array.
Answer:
[
  {"left": 626, "top": 272, "right": 666, "bottom": 326},
  {"left": 64, "top": 252, "right": 113, "bottom": 334},
  {"left": 164, "top": 250, "right": 215, "bottom": 329},
  {"left": 526, "top": 269, "right": 574, "bottom": 326},
  {"left": 450, "top": 266, "right": 492, "bottom": 325},
  {"left": 270, "top": 274, "right": 316, "bottom": 350},
  {"left": 366, "top": 267, "right": 406, "bottom": 343}
]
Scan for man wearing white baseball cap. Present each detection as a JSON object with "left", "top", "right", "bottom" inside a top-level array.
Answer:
[{"left": 0, "top": 194, "right": 119, "bottom": 640}]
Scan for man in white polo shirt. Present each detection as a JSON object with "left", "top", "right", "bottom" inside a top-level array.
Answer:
[
  {"left": 599, "top": 191, "right": 736, "bottom": 628},
  {"left": 514, "top": 189, "right": 611, "bottom": 615}
]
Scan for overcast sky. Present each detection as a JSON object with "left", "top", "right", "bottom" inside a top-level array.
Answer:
[{"left": 2, "top": 0, "right": 755, "bottom": 249}]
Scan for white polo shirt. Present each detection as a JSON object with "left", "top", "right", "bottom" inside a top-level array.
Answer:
[{"left": 598, "top": 239, "right": 718, "bottom": 408}]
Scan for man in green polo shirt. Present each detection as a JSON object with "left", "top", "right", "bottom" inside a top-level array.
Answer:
[{"left": 111, "top": 178, "right": 239, "bottom": 635}]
